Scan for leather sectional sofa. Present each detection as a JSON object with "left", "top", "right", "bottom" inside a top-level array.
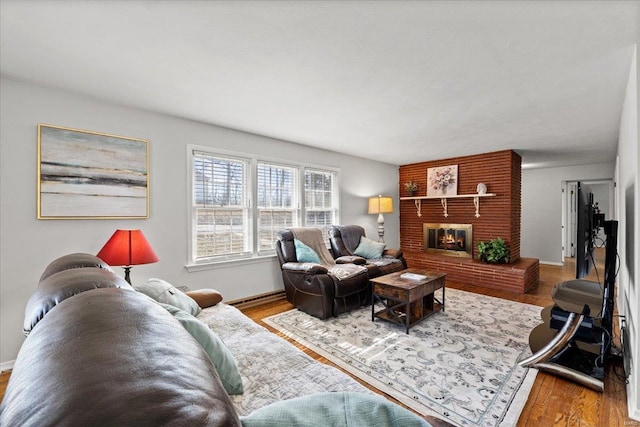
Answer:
[{"left": 1, "top": 253, "right": 432, "bottom": 427}]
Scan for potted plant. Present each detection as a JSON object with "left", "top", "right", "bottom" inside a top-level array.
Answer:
[
  {"left": 404, "top": 181, "right": 419, "bottom": 196},
  {"left": 477, "top": 237, "right": 510, "bottom": 264}
]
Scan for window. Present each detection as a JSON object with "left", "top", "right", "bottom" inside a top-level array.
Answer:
[
  {"left": 192, "top": 152, "right": 251, "bottom": 262},
  {"left": 189, "top": 146, "right": 339, "bottom": 265},
  {"left": 257, "top": 162, "right": 299, "bottom": 252},
  {"left": 304, "top": 168, "right": 339, "bottom": 243}
]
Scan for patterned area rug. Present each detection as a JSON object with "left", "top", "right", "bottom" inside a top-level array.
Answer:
[{"left": 263, "top": 289, "right": 541, "bottom": 427}]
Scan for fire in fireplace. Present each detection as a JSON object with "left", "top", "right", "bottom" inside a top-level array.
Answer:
[{"left": 423, "top": 223, "right": 473, "bottom": 258}]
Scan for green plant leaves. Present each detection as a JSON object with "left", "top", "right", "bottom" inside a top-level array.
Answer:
[{"left": 477, "top": 237, "right": 510, "bottom": 263}]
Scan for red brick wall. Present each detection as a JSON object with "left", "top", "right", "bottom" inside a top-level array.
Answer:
[
  {"left": 398, "top": 150, "right": 538, "bottom": 293},
  {"left": 399, "top": 149, "right": 521, "bottom": 261}
]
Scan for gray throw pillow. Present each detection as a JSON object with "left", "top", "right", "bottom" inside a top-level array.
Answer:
[
  {"left": 354, "top": 236, "right": 386, "bottom": 259},
  {"left": 135, "top": 278, "right": 201, "bottom": 316}
]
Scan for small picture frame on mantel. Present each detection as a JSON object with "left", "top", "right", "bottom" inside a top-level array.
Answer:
[
  {"left": 37, "top": 124, "right": 150, "bottom": 219},
  {"left": 427, "top": 164, "right": 458, "bottom": 197}
]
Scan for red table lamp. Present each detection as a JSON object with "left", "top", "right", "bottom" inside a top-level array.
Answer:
[{"left": 97, "top": 229, "right": 159, "bottom": 284}]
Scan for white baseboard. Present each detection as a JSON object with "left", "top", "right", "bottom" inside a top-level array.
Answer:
[
  {"left": 1, "top": 359, "right": 15, "bottom": 372},
  {"left": 539, "top": 260, "right": 564, "bottom": 266},
  {"left": 629, "top": 383, "right": 640, "bottom": 421}
]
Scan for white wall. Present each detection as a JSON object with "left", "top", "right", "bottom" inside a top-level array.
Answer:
[
  {"left": 0, "top": 77, "right": 400, "bottom": 365},
  {"left": 521, "top": 163, "right": 614, "bottom": 264},
  {"left": 617, "top": 45, "right": 639, "bottom": 421}
]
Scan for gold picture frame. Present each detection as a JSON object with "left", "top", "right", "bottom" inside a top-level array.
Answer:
[{"left": 37, "top": 124, "right": 149, "bottom": 219}]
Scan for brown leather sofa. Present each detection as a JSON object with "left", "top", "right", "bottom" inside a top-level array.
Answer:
[
  {"left": 1, "top": 253, "right": 242, "bottom": 427},
  {"left": 329, "top": 225, "right": 407, "bottom": 277},
  {"left": 275, "top": 229, "right": 371, "bottom": 320}
]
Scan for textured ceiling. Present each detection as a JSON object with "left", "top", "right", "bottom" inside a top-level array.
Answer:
[{"left": 1, "top": 1, "right": 638, "bottom": 168}]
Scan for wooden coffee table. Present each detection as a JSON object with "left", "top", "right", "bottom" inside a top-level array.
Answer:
[{"left": 371, "top": 269, "right": 446, "bottom": 334}]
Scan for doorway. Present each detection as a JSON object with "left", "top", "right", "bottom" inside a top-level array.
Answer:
[{"left": 562, "top": 179, "right": 614, "bottom": 260}]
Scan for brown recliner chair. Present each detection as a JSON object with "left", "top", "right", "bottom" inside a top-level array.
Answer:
[
  {"left": 329, "top": 225, "right": 407, "bottom": 278},
  {"left": 275, "top": 228, "right": 370, "bottom": 320}
]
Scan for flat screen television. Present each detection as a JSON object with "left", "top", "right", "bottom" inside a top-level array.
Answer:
[{"left": 575, "top": 182, "right": 595, "bottom": 279}]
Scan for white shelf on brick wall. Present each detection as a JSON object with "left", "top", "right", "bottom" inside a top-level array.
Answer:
[{"left": 400, "top": 193, "right": 497, "bottom": 218}]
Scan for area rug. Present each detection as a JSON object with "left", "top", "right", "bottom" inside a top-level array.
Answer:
[{"left": 263, "top": 289, "right": 542, "bottom": 427}]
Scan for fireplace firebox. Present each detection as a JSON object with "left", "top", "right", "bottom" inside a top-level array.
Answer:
[{"left": 423, "top": 223, "right": 473, "bottom": 258}]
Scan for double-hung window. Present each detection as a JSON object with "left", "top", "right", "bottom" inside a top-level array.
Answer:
[
  {"left": 192, "top": 151, "right": 251, "bottom": 262},
  {"left": 304, "top": 168, "right": 339, "bottom": 243},
  {"left": 188, "top": 146, "right": 339, "bottom": 266},
  {"left": 257, "top": 162, "right": 299, "bottom": 252}
]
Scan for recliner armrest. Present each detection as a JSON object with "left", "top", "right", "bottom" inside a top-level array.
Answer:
[
  {"left": 383, "top": 248, "right": 403, "bottom": 259},
  {"left": 282, "top": 262, "right": 329, "bottom": 274},
  {"left": 335, "top": 255, "right": 367, "bottom": 265}
]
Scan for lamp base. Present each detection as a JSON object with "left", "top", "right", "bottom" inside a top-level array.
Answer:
[
  {"left": 123, "top": 266, "right": 132, "bottom": 285},
  {"left": 377, "top": 213, "right": 385, "bottom": 243}
]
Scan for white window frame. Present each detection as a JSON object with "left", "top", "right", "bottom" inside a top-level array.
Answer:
[
  {"left": 303, "top": 167, "right": 340, "bottom": 244},
  {"left": 186, "top": 144, "right": 340, "bottom": 269},
  {"left": 189, "top": 149, "right": 252, "bottom": 264},
  {"left": 256, "top": 160, "right": 300, "bottom": 255}
]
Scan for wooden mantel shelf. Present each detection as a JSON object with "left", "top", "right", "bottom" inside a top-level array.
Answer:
[{"left": 400, "top": 193, "right": 497, "bottom": 218}]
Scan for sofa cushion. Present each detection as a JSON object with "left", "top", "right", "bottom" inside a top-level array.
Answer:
[
  {"left": 239, "top": 391, "right": 431, "bottom": 427},
  {"left": 136, "top": 278, "right": 201, "bottom": 316},
  {"left": 354, "top": 236, "right": 386, "bottom": 259},
  {"left": 294, "top": 239, "right": 321, "bottom": 263},
  {"left": 39, "top": 252, "right": 113, "bottom": 282},
  {"left": 160, "top": 303, "right": 244, "bottom": 395},
  {"left": 24, "top": 267, "right": 132, "bottom": 335}
]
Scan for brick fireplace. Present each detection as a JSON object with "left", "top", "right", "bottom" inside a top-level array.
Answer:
[
  {"left": 399, "top": 150, "right": 539, "bottom": 293},
  {"left": 423, "top": 223, "right": 473, "bottom": 258}
]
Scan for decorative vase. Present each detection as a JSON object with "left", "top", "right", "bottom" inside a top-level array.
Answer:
[
  {"left": 407, "top": 190, "right": 416, "bottom": 197},
  {"left": 477, "top": 183, "right": 487, "bottom": 195}
]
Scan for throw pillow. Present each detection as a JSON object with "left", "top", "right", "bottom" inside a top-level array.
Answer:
[
  {"left": 159, "top": 303, "right": 244, "bottom": 395},
  {"left": 239, "top": 392, "right": 430, "bottom": 427},
  {"left": 353, "top": 236, "right": 386, "bottom": 259},
  {"left": 294, "top": 239, "right": 321, "bottom": 264},
  {"left": 135, "top": 278, "right": 201, "bottom": 316},
  {"left": 186, "top": 289, "right": 223, "bottom": 308}
]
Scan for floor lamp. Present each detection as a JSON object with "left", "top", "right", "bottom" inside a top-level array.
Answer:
[{"left": 368, "top": 195, "right": 393, "bottom": 243}]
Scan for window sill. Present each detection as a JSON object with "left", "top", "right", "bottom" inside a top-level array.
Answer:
[{"left": 185, "top": 254, "right": 278, "bottom": 272}]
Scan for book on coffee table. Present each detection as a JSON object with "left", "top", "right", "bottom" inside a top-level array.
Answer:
[{"left": 400, "top": 272, "right": 428, "bottom": 281}]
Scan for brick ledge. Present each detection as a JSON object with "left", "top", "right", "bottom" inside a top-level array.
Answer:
[{"left": 403, "top": 251, "right": 539, "bottom": 293}]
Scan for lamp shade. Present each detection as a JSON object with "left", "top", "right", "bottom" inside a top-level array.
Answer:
[
  {"left": 368, "top": 196, "right": 393, "bottom": 214},
  {"left": 97, "top": 229, "right": 159, "bottom": 267}
]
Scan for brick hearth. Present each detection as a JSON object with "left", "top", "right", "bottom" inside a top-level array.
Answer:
[{"left": 399, "top": 149, "right": 539, "bottom": 293}]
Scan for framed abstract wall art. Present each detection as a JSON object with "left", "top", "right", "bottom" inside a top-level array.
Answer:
[
  {"left": 427, "top": 164, "right": 458, "bottom": 197},
  {"left": 37, "top": 124, "right": 149, "bottom": 219}
]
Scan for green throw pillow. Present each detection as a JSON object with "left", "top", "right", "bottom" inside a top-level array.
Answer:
[
  {"left": 294, "top": 239, "right": 321, "bottom": 263},
  {"left": 353, "top": 236, "right": 386, "bottom": 259},
  {"left": 239, "top": 392, "right": 430, "bottom": 427},
  {"left": 159, "top": 303, "right": 244, "bottom": 395},
  {"left": 136, "top": 278, "right": 201, "bottom": 316}
]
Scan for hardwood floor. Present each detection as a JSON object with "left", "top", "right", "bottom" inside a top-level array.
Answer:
[
  {"left": 240, "top": 251, "right": 636, "bottom": 427},
  {"left": 0, "top": 252, "right": 635, "bottom": 426}
]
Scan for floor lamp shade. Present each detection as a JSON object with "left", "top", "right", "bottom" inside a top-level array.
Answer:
[
  {"left": 368, "top": 196, "right": 393, "bottom": 243},
  {"left": 97, "top": 229, "right": 158, "bottom": 283}
]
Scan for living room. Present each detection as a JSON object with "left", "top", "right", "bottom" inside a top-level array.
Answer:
[{"left": 0, "top": 1, "right": 638, "bottom": 425}]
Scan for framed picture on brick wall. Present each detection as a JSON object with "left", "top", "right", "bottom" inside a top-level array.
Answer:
[{"left": 427, "top": 164, "right": 458, "bottom": 197}]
